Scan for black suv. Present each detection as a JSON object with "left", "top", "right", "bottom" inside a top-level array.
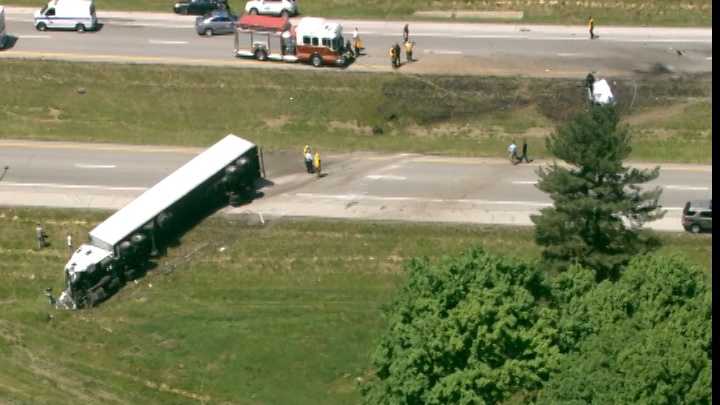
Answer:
[
  {"left": 173, "top": 0, "right": 229, "bottom": 15},
  {"left": 681, "top": 199, "right": 712, "bottom": 233}
]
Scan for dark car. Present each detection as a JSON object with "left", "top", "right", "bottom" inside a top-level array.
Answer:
[
  {"left": 681, "top": 199, "right": 712, "bottom": 233},
  {"left": 195, "top": 11, "right": 237, "bottom": 36},
  {"left": 173, "top": 0, "right": 229, "bottom": 16}
]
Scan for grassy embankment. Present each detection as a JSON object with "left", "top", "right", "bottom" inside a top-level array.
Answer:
[
  {"left": 4, "top": 0, "right": 712, "bottom": 26},
  {"left": 0, "top": 207, "right": 712, "bottom": 403},
  {"left": 0, "top": 60, "right": 712, "bottom": 163}
]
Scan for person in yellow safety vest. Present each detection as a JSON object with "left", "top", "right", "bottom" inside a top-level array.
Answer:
[
  {"left": 588, "top": 16, "right": 595, "bottom": 39},
  {"left": 404, "top": 40, "right": 414, "bottom": 63},
  {"left": 389, "top": 45, "right": 397, "bottom": 68},
  {"left": 313, "top": 151, "right": 321, "bottom": 177}
]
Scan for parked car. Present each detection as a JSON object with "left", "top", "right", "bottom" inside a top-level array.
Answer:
[
  {"left": 196, "top": 10, "right": 237, "bottom": 36},
  {"left": 244, "top": 0, "right": 298, "bottom": 18},
  {"left": 681, "top": 199, "right": 712, "bottom": 233},
  {"left": 173, "top": 0, "right": 228, "bottom": 16}
]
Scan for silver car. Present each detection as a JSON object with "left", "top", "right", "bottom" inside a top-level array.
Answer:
[{"left": 195, "top": 12, "right": 237, "bottom": 36}]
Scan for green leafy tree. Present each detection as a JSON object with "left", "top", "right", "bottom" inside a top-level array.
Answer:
[
  {"left": 538, "top": 255, "right": 712, "bottom": 404},
  {"left": 362, "top": 249, "right": 560, "bottom": 405},
  {"left": 531, "top": 105, "right": 664, "bottom": 280}
]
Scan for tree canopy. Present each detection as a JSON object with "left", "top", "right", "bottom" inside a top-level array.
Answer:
[
  {"left": 531, "top": 105, "right": 665, "bottom": 280},
  {"left": 362, "top": 249, "right": 560, "bottom": 405}
]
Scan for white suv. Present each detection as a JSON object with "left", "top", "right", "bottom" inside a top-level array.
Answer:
[{"left": 244, "top": 0, "right": 298, "bottom": 17}]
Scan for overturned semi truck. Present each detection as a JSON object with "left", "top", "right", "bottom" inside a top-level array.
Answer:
[{"left": 56, "top": 134, "right": 261, "bottom": 309}]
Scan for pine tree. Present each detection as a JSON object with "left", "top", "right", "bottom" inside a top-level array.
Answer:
[{"left": 530, "top": 105, "right": 664, "bottom": 280}]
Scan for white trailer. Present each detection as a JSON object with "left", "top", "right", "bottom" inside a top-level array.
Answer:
[{"left": 58, "top": 134, "right": 261, "bottom": 309}]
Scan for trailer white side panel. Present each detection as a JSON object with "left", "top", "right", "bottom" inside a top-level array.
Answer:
[
  {"left": 89, "top": 134, "right": 255, "bottom": 250},
  {"left": 0, "top": 6, "right": 7, "bottom": 47}
]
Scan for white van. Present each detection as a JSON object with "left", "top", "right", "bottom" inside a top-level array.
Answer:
[{"left": 34, "top": 0, "right": 98, "bottom": 32}]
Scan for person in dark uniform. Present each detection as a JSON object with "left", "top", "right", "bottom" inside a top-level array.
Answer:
[
  {"left": 394, "top": 43, "right": 402, "bottom": 67},
  {"left": 519, "top": 139, "right": 533, "bottom": 163},
  {"left": 403, "top": 24, "right": 409, "bottom": 42}
]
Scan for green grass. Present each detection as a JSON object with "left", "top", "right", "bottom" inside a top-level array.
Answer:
[
  {"left": 0, "top": 207, "right": 712, "bottom": 403},
  {"left": 4, "top": 0, "right": 712, "bottom": 26},
  {"left": 0, "top": 60, "right": 712, "bottom": 163}
]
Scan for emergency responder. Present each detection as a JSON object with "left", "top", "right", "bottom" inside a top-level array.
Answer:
[
  {"left": 588, "top": 16, "right": 595, "bottom": 39},
  {"left": 394, "top": 43, "right": 401, "bottom": 67},
  {"left": 403, "top": 24, "right": 409, "bottom": 42},
  {"left": 404, "top": 40, "right": 414, "bottom": 63},
  {"left": 304, "top": 145, "right": 314, "bottom": 173},
  {"left": 353, "top": 27, "right": 362, "bottom": 56},
  {"left": 389, "top": 45, "right": 398, "bottom": 68},
  {"left": 313, "top": 151, "right": 322, "bottom": 177},
  {"left": 66, "top": 232, "right": 73, "bottom": 258}
]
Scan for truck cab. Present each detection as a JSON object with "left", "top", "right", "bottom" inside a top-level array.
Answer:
[{"left": 294, "top": 17, "right": 347, "bottom": 67}]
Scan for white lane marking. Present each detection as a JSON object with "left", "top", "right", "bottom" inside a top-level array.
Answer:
[
  {"left": 18, "top": 34, "right": 52, "bottom": 39},
  {"left": 557, "top": 52, "right": 583, "bottom": 57},
  {"left": 74, "top": 163, "right": 117, "bottom": 169},
  {"left": 0, "top": 182, "right": 146, "bottom": 191},
  {"left": 423, "top": 49, "right": 463, "bottom": 55},
  {"left": 295, "top": 193, "right": 684, "bottom": 211},
  {"left": 366, "top": 175, "right": 407, "bottom": 181},
  {"left": 511, "top": 180, "right": 538, "bottom": 185},
  {"left": 706, "top": 57, "right": 712, "bottom": 60},
  {"left": 148, "top": 39, "right": 188, "bottom": 45},
  {"left": 369, "top": 31, "right": 711, "bottom": 43},
  {"left": 664, "top": 185, "right": 710, "bottom": 191}
]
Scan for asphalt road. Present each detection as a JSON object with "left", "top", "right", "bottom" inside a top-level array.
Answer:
[
  {"left": 0, "top": 140, "right": 712, "bottom": 232},
  {"left": 0, "top": 7, "right": 712, "bottom": 77}
]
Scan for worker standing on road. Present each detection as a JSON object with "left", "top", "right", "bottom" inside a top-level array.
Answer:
[
  {"left": 313, "top": 151, "right": 322, "bottom": 177},
  {"left": 403, "top": 23, "right": 409, "bottom": 42},
  {"left": 304, "top": 145, "right": 314, "bottom": 173},
  {"left": 394, "top": 43, "right": 402, "bottom": 67},
  {"left": 588, "top": 16, "right": 596, "bottom": 39},
  {"left": 353, "top": 27, "right": 362, "bottom": 56},
  {"left": 519, "top": 139, "right": 533, "bottom": 163},
  {"left": 404, "top": 40, "right": 414, "bottom": 63},
  {"left": 507, "top": 141, "right": 519, "bottom": 165},
  {"left": 389, "top": 45, "right": 398, "bottom": 68}
]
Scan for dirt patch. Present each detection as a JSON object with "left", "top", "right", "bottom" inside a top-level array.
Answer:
[
  {"left": 263, "top": 115, "right": 291, "bottom": 129},
  {"left": 623, "top": 102, "right": 691, "bottom": 126},
  {"left": 328, "top": 120, "right": 374, "bottom": 136}
]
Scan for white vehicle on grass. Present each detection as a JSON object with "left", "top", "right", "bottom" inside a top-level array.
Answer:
[
  {"left": 0, "top": 6, "right": 7, "bottom": 48},
  {"left": 34, "top": 0, "right": 98, "bottom": 32},
  {"left": 588, "top": 78, "right": 615, "bottom": 105},
  {"left": 245, "top": 0, "right": 298, "bottom": 18}
]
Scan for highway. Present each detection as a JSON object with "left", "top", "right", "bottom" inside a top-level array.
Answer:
[
  {"left": 0, "top": 140, "right": 712, "bottom": 232},
  {"left": 0, "top": 7, "right": 712, "bottom": 77}
]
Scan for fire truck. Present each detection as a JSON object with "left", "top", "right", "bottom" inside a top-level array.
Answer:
[{"left": 233, "top": 15, "right": 352, "bottom": 67}]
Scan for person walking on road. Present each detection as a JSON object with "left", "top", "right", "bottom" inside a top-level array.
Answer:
[
  {"left": 313, "top": 151, "right": 322, "bottom": 177},
  {"left": 389, "top": 45, "right": 397, "bottom": 68},
  {"left": 403, "top": 23, "right": 409, "bottom": 42},
  {"left": 35, "top": 223, "right": 48, "bottom": 249},
  {"left": 507, "top": 141, "right": 519, "bottom": 165},
  {"left": 588, "top": 16, "right": 596, "bottom": 39},
  {"left": 394, "top": 43, "right": 402, "bottom": 67},
  {"left": 519, "top": 139, "right": 533, "bottom": 163}
]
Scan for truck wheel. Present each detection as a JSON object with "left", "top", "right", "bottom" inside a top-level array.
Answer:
[
  {"left": 37, "top": 23, "right": 47, "bottom": 31},
  {"left": 281, "top": 9, "right": 289, "bottom": 18},
  {"left": 311, "top": 54, "right": 323, "bottom": 67},
  {"left": 249, "top": 8, "right": 258, "bottom": 15},
  {"left": 255, "top": 48, "right": 268, "bottom": 61},
  {"left": 204, "top": 28, "right": 214, "bottom": 37},
  {"left": 76, "top": 23, "right": 86, "bottom": 32},
  {"left": 690, "top": 224, "right": 701, "bottom": 234}
]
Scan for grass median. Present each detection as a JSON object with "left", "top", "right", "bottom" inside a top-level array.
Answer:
[
  {"left": 0, "top": 207, "right": 712, "bottom": 403},
  {"left": 0, "top": 60, "right": 712, "bottom": 163},
  {"left": 5, "top": 0, "right": 712, "bottom": 26}
]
